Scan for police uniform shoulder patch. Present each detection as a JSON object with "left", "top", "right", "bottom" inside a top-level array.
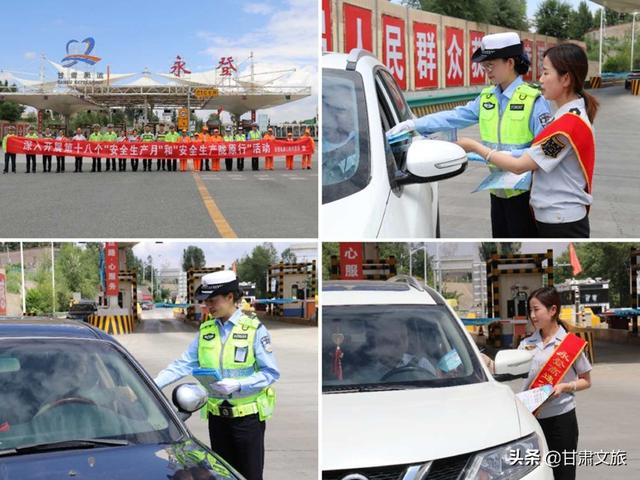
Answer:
[
  {"left": 538, "top": 112, "right": 552, "bottom": 127},
  {"left": 568, "top": 108, "right": 581, "bottom": 115},
  {"left": 541, "top": 135, "right": 566, "bottom": 158},
  {"left": 260, "top": 335, "right": 273, "bottom": 353}
]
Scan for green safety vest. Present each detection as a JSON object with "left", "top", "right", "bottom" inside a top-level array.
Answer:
[
  {"left": 235, "top": 134, "right": 246, "bottom": 142},
  {"left": 197, "top": 314, "right": 276, "bottom": 421},
  {"left": 248, "top": 130, "right": 261, "bottom": 140},
  {"left": 478, "top": 82, "right": 540, "bottom": 198},
  {"left": 2, "top": 134, "right": 14, "bottom": 151},
  {"left": 103, "top": 132, "right": 117, "bottom": 141},
  {"left": 25, "top": 133, "right": 39, "bottom": 139},
  {"left": 156, "top": 131, "right": 167, "bottom": 141},
  {"left": 140, "top": 132, "right": 155, "bottom": 142},
  {"left": 223, "top": 135, "right": 234, "bottom": 142},
  {"left": 165, "top": 132, "right": 180, "bottom": 142},
  {"left": 89, "top": 132, "right": 102, "bottom": 142}
]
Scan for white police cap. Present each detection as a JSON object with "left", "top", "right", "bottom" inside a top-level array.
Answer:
[
  {"left": 195, "top": 270, "right": 239, "bottom": 300},
  {"left": 472, "top": 32, "right": 523, "bottom": 63}
]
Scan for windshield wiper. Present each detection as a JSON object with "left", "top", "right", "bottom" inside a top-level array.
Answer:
[
  {"left": 0, "top": 438, "right": 130, "bottom": 456},
  {"left": 324, "top": 384, "right": 418, "bottom": 393}
]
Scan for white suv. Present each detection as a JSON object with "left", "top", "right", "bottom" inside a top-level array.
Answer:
[
  {"left": 322, "top": 49, "right": 467, "bottom": 238},
  {"left": 322, "top": 276, "right": 553, "bottom": 479}
]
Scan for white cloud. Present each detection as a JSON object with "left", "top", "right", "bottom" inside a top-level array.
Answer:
[
  {"left": 243, "top": 3, "right": 271, "bottom": 14},
  {"left": 24, "top": 52, "right": 37, "bottom": 60}
]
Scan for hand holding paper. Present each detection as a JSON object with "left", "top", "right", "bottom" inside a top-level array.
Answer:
[{"left": 211, "top": 378, "right": 241, "bottom": 395}]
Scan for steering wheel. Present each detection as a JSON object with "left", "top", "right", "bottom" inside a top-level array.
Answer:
[
  {"left": 34, "top": 396, "right": 98, "bottom": 418},
  {"left": 380, "top": 365, "right": 434, "bottom": 381}
]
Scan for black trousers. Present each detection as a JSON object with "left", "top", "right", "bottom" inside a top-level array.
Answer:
[
  {"left": 75, "top": 157, "right": 83, "bottom": 172},
  {"left": 156, "top": 158, "right": 166, "bottom": 170},
  {"left": 225, "top": 158, "right": 233, "bottom": 171},
  {"left": 131, "top": 159, "right": 139, "bottom": 171},
  {"left": 237, "top": 158, "right": 244, "bottom": 171},
  {"left": 168, "top": 159, "right": 177, "bottom": 171},
  {"left": 252, "top": 157, "right": 259, "bottom": 171},
  {"left": 3, "top": 153, "right": 16, "bottom": 172},
  {"left": 143, "top": 159, "right": 151, "bottom": 171},
  {"left": 26, "top": 154, "right": 36, "bottom": 173},
  {"left": 92, "top": 157, "right": 102, "bottom": 172},
  {"left": 105, "top": 158, "right": 116, "bottom": 171},
  {"left": 208, "top": 412, "right": 266, "bottom": 480},
  {"left": 56, "top": 156, "right": 65, "bottom": 172},
  {"left": 42, "top": 155, "right": 52, "bottom": 172},
  {"left": 536, "top": 215, "right": 590, "bottom": 238},
  {"left": 538, "top": 409, "right": 579, "bottom": 480},
  {"left": 490, "top": 192, "right": 537, "bottom": 238},
  {"left": 200, "top": 159, "right": 210, "bottom": 171},
  {"left": 118, "top": 158, "right": 127, "bottom": 171}
]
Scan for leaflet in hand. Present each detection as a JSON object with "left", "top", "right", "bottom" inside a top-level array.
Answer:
[
  {"left": 515, "top": 384, "right": 554, "bottom": 413},
  {"left": 385, "top": 130, "right": 412, "bottom": 145},
  {"left": 473, "top": 170, "right": 532, "bottom": 192},
  {"left": 192, "top": 367, "right": 222, "bottom": 395}
]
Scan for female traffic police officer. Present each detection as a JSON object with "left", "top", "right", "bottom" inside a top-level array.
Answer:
[
  {"left": 518, "top": 287, "right": 592, "bottom": 479},
  {"left": 154, "top": 270, "right": 280, "bottom": 480},
  {"left": 456, "top": 43, "right": 598, "bottom": 238},
  {"left": 388, "top": 32, "right": 551, "bottom": 238}
]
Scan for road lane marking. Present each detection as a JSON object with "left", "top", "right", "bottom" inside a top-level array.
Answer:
[{"left": 192, "top": 172, "right": 237, "bottom": 238}]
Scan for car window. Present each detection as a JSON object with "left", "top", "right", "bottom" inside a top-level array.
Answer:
[
  {"left": 322, "top": 69, "right": 371, "bottom": 204},
  {"left": 375, "top": 69, "right": 412, "bottom": 123},
  {"left": 376, "top": 77, "right": 410, "bottom": 174},
  {"left": 0, "top": 339, "right": 182, "bottom": 451},
  {"left": 322, "top": 304, "right": 487, "bottom": 392}
]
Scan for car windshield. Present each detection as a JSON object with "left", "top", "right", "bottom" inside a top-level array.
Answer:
[
  {"left": 0, "top": 339, "right": 182, "bottom": 451},
  {"left": 322, "top": 304, "right": 487, "bottom": 392},
  {"left": 322, "top": 68, "right": 370, "bottom": 204}
]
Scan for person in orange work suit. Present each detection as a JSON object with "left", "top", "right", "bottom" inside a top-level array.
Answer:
[
  {"left": 285, "top": 130, "right": 295, "bottom": 170},
  {"left": 300, "top": 128, "right": 314, "bottom": 170},
  {"left": 179, "top": 130, "right": 192, "bottom": 172},
  {"left": 209, "top": 127, "right": 224, "bottom": 171},
  {"left": 196, "top": 126, "right": 210, "bottom": 171},
  {"left": 262, "top": 127, "right": 275, "bottom": 170}
]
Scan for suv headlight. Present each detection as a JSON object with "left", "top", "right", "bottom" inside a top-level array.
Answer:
[{"left": 461, "top": 433, "right": 543, "bottom": 480}]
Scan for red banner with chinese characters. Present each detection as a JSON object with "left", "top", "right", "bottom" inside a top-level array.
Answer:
[
  {"left": 104, "top": 242, "right": 119, "bottom": 297},
  {"left": 344, "top": 3, "right": 373, "bottom": 52},
  {"left": 6, "top": 137, "right": 315, "bottom": 159},
  {"left": 469, "top": 30, "right": 486, "bottom": 85},
  {"left": 382, "top": 14, "right": 407, "bottom": 90},
  {"left": 413, "top": 21, "right": 438, "bottom": 89},
  {"left": 445, "top": 26, "right": 464, "bottom": 87},
  {"left": 322, "top": 0, "right": 333, "bottom": 52},
  {"left": 522, "top": 39, "right": 533, "bottom": 82},
  {"left": 529, "top": 333, "right": 587, "bottom": 389},
  {"left": 339, "top": 242, "right": 363, "bottom": 280}
]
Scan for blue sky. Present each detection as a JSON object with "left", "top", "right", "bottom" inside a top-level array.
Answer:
[{"left": 1, "top": 0, "right": 318, "bottom": 121}]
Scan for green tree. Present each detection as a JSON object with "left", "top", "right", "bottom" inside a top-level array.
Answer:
[
  {"left": 568, "top": 1, "right": 593, "bottom": 40},
  {"left": 593, "top": 7, "right": 632, "bottom": 29},
  {"left": 534, "top": 0, "right": 573, "bottom": 39},
  {"left": 236, "top": 243, "right": 278, "bottom": 297},
  {"left": 488, "top": 0, "right": 529, "bottom": 31},
  {"left": 554, "top": 243, "right": 635, "bottom": 307},
  {"left": 280, "top": 248, "right": 298, "bottom": 264},
  {"left": 322, "top": 243, "right": 339, "bottom": 280},
  {"left": 182, "top": 246, "right": 206, "bottom": 272},
  {"left": 478, "top": 242, "right": 522, "bottom": 261}
]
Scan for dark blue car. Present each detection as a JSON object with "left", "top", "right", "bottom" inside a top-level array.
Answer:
[{"left": 0, "top": 317, "right": 243, "bottom": 479}]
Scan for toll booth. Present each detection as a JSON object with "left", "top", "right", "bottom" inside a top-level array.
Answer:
[
  {"left": 328, "top": 255, "right": 397, "bottom": 280},
  {"left": 557, "top": 278, "right": 610, "bottom": 327},
  {"left": 267, "top": 261, "right": 317, "bottom": 319},
  {"left": 486, "top": 250, "right": 554, "bottom": 348},
  {"left": 630, "top": 247, "right": 640, "bottom": 336},
  {"left": 185, "top": 266, "right": 225, "bottom": 323}
]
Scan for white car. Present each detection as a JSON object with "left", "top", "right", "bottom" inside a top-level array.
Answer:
[
  {"left": 322, "top": 49, "right": 467, "bottom": 238},
  {"left": 322, "top": 276, "right": 553, "bottom": 479}
]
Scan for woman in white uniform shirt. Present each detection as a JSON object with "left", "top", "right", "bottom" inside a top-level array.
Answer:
[
  {"left": 456, "top": 43, "right": 599, "bottom": 238},
  {"left": 519, "top": 287, "right": 592, "bottom": 479}
]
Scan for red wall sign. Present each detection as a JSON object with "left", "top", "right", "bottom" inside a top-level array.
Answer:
[
  {"left": 413, "top": 22, "right": 438, "bottom": 89},
  {"left": 382, "top": 15, "right": 407, "bottom": 90},
  {"left": 344, "top": 3, "right": 373, "bottom": 53},
  {"left": 445, "top": 26, "right": 464, "bottom": 87},
  {"left": 522, "top": 39, "right": 533, "bottom": 81},
  {"left": 469, "top": 30, "right": 486, "bottom": 85},
  {"left": 105, "top": 242, "right": 120, "bottom": 297},
  {"left": 0, "top": 270, "right": 6, "bottom": 316},
  {"left": 536, "top": 41, "right": 546, "bottom": 81},
  {"left": 322, "top": 0, "right": 333, "bottom": 52},
  {"left": 339, "top": 243, "right": 363, "bottom": 280}
]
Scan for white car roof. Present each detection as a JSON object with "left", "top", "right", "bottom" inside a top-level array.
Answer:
[
  {"left": 323, "top": 280, "right": 440, "bottom": 306},
  {"left": 322, "top": 49, "right": 382, "bottom": 71}
]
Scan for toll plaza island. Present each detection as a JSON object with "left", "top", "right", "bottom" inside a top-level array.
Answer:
[{"left": 0, "top": 49, "right": 317, "bottom": 238}]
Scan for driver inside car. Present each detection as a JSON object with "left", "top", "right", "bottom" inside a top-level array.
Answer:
[{"left": 322, "top": 82, "right": 359, "bottom": 184}]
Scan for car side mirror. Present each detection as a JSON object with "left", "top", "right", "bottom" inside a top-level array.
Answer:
[
  {"left": 394, "top": 139, "right": 467, "bottom": 186},
  {"left": 172, "top": 383, "right": 208, "bottom": 420},
  {"left": 493, "top": 349, "right": 533, "bottom": 382}
]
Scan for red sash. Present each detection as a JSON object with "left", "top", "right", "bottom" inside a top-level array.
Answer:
[
  {"left": 531, "top": 112, "right": 595, "bottom": 194},
  {"left": 529, "top": 332, "right": 587, "bottom": 390}
]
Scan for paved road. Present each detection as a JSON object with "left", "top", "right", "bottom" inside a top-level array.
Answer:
[
  {"left": 0, "top": 155, "right": 317, "bottom": 238},
  {"left": 119, "top": 309, "right": 318, "bottom": 480},
  {"left": 438, "top": 85, "right": 640, "bottom": 238},
  {"left": 504, "top": 341, "right": 640, "bottom": 479}
]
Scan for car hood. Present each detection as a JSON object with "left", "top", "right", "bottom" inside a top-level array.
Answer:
[
  {"left": 322, "top": 381, "right": 532, "bottom": 471},
  {"left": 0, "top": 438, "right": 240, "bottom": 480}
]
